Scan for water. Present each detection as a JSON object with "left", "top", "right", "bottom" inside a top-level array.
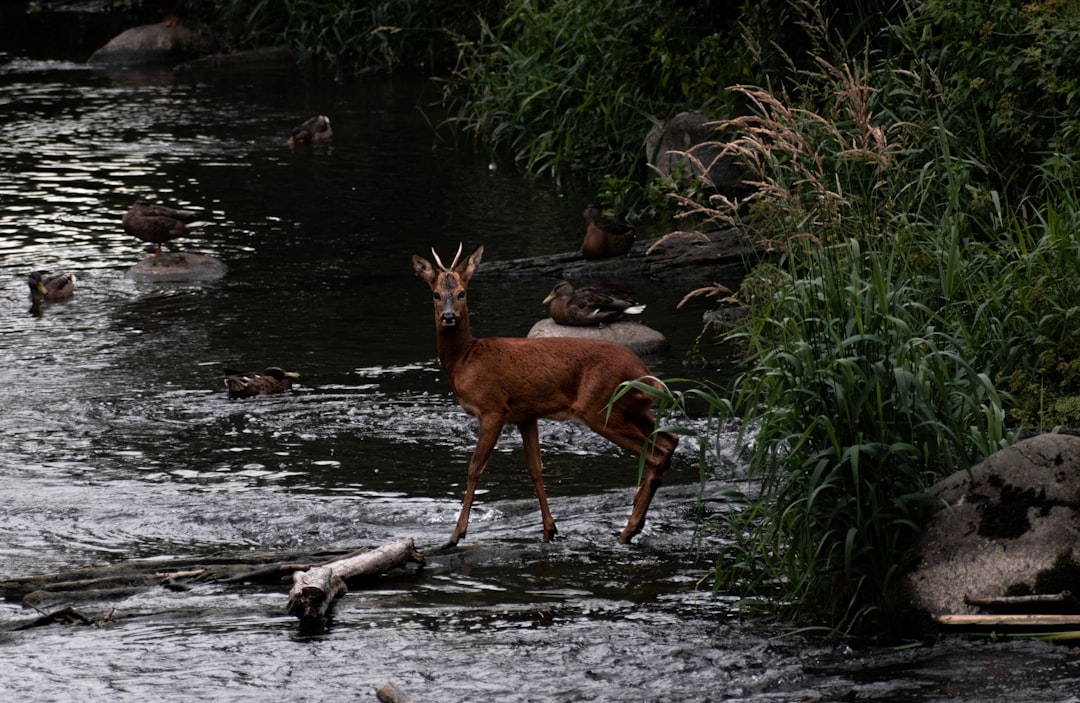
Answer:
[{"left": 1, "top": 13, "right": 1078, "bottom": 703}]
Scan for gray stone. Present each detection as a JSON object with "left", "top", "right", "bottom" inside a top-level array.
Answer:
[
  {"left": 644, "top": 111, "right": 744, "bottom": 192},
  {"left": 126, "top": 252, "right": 226, "bottom": 283},
  {"left": 88, "top": 23, "right": 215, "bottom": 68},
  {"left": 903, "top": 433, "right": 1080, "bottom": 615},
  {"left": 527, "top": 318, "right": 668, "bottom": 356}
]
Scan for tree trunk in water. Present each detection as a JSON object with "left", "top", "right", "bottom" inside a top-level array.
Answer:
[{"left": 475, "top": 228, "right": 761, "bottom": 285}]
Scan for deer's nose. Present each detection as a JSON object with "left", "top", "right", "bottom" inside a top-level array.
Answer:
[{"left": 440, "top": 312, "right": 458, "bottom": 326}]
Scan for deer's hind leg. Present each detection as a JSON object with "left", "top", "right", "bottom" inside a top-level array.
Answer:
[
  {"left": 519, "top": 419, "right": 558, "bottom": 541},
  {"left": 583, "top": 396, "right": 678, "bottom": 543}
]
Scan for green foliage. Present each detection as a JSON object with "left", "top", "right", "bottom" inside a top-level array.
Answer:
[
  {"left": 908, "top": 0, "right": 1080, "bottom": 194},
  {"left": 167, "top": 0, "right": 906, "bottom": 204},
  {"left": 652, "top": 5, "right": 1080, "bottom": 635},
  {"left": 443, "top": 0, "right": 730, "bottom": 191},
  {"left": 994, "top": 193, "right": 1080, "bottom": 427},
  {"left": 719, "top": 238, "right": 1010, "bottom": 633},
  {"left": 214, "top": 0, "right": 488, "bottom": 74}
]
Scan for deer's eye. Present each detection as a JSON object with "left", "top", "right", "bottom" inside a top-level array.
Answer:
[
  {"left": 458, "top": 290, "right": 466, "bottom": 300},
  {"left": 432, "top": 291, "right": 440, "bottom": 301}
]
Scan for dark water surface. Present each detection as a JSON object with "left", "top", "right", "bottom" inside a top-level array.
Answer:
[{"left": 2, "top": 18, "right": 1079, "bottom": 703}]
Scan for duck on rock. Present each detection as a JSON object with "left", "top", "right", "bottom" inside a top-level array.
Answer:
[
  {"left": 223, "top": 367, "right": 300, "bottom": 398},
  {"left": 580, "top": 203, "right": 635, "bottom": 260},
  {"left": 122, "top": 199, "right": 207, "bottom": 257},
  {"left": 543, "top": 280, "right": 645, "bottom": 326}
]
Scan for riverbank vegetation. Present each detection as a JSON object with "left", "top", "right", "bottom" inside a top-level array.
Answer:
[
  {"left": 655, "top": 0, "right": 1080, "bottom": 636},
  {"left": 105, "top": 0, "right": 1080, "bottom": 636},
  {"left": 110, "top": 0, "right": 843, "bottom": 206}
]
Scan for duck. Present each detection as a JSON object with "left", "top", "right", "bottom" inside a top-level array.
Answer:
[
  {"left": 543, "top": 280, "right": 645, "bottom": 326},
  {"left": 27, "top": 271, "right": 75, "bottom": 314},
  {"left": 580, "top": 203, "right": 635, "bottom": 260},
  {"left": 288, "top": 115, "right": 332, "bottom": 145},
  {"left": 122, "top": 199, "right": 207, "bottom": 257},
  {"left": 223, "top": 367, "right": 300, "bottom": 399}
]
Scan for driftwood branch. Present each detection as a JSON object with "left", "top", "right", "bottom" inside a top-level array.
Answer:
[
  {"left": 938, "top": 613, "right": 1080, "bottom": 628},
  {"left": 964, "top": 591, "right": 1080, "bottom": 614},
  {"left": 3, "top": 538, "right": 541, "bottom": 636},
  {"left": 287, "top": 537, "right": 420, "bottom": 632}
]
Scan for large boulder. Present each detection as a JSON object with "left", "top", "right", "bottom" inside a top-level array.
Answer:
[
  {"left": 644, "top": 111, "right": 744, "bottom": 193},
  {"left": 88, "top": 23, "right": 215, "bottom": 68},
  {"left": 904, "top": 433, "right": 1080, "bottom": 615},
  {"left": 527, "top": 319, "right": 668, "bottom": 356}
]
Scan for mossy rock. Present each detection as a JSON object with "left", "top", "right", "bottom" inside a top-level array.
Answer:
[{"left": 903, "top": 433, "right": 1080, "bottom": 615}]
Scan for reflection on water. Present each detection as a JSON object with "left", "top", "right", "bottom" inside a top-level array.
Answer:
[{"left": 1, "top": 19, "right": 1078, "bottom": 703}]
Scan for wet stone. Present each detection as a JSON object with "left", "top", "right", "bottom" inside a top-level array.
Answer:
[
  {"left": 527, "top": 318, "right": 668, "bottom": 356},
  {"left": 125, "top": 252, "right": 227, "bottom": 283},
  {"left": 903, "top": 433, "right": 1080, "bottom": 615},
  {"left": 87, "top": 22, "right": 215, "bottom": 68}
]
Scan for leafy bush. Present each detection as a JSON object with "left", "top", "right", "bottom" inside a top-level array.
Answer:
[
  {"left": 908, "top": 0, "right": 1080, "bottom": 195},
  {"left": 652, "top": 16, "right": 1031, "bottom": 633},
  {"left": 442, "top": 0, "right": 731, "bottom": 197},
  {"left": 718, "top": 238, "right": 1009, "bottom": 632},
  {"left": 214, "top": 0, "right": 489, "bottom": 74},
  {"left": 644, "top": 0, "right": 1080, "bottom": 636}
]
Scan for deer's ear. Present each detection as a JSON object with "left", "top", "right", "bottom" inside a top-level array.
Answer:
[
  {"left": 459, "top": 245, "right": 483, "bottom": 282},
  {"left": 412, "top": 253, "right": 436, "bottom": 284}
]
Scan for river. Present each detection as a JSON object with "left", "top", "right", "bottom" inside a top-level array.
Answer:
[{"left": 1, "top": 8, "right": 1078, "bottom": 703}]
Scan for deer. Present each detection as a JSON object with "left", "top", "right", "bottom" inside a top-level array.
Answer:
[{"left": 412, "top": 244, "right": 678, "bottom": 548}]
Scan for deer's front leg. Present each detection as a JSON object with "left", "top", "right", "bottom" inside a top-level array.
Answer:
[
  {"left": 446, "top": 417, "right": 503, "bottom": 548},
  {"left": 519, "top": 419, "right": 557, "bottom": 541}
]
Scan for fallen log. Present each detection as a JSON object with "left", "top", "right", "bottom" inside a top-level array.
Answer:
[
  {"left": 3, "top": 540, "right": 539, "bottom": 634},
  {"left": 0, "top": 547, "right": 362, "bottom": 607},
  {"left": 476, "top": 228, "right": 762, "bottom": 284},
  {"left": 287, "top": 537, "right": 421, "bottom": 632}
]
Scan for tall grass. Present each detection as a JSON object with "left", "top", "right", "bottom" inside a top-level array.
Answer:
[
  {"left": 649, "top": 11, "right": 1080, "bottom": 634},
  {"left": 716, "top": 236, "right": 1010, "bottom": 632},
  {"left": 215, "top": 0, "right": 488, "bottom": 74},
  {"left": 661, "top": 49, "right": 1080, "bottom": 630}
]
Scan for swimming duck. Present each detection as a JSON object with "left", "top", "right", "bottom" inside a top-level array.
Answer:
[
  {"left": 122, "top": 199, "right": 207, "bottom": 257},
  {"left": 223, "top": 367, "right": 300, "bottom": 398},
  {"left": 27, "top": 271, "right": 75, "bottom": 314},
  {"left": 288, "top": 115, "right": 332, "bottom": 145},
  {"left": 543, "top": 280, "right": 645, "bottom": 326},
  {"left": 581, "top": 203, "right": 635, "bottom": 260}
]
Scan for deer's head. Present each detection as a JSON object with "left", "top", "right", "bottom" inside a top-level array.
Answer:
[{"left": 412, "top": 244, "right": 484, "bottom": 329}]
